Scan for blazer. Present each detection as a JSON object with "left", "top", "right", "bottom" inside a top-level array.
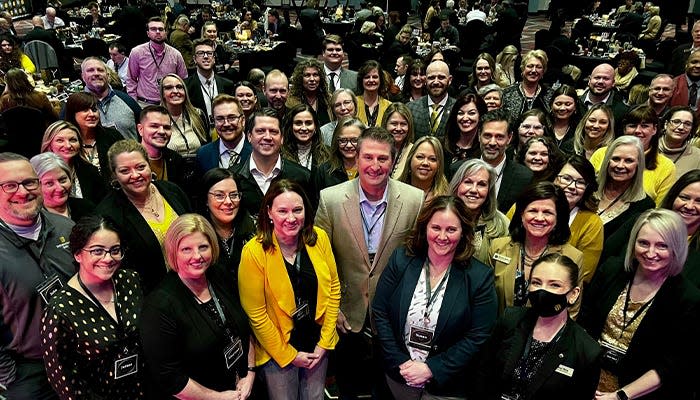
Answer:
[
  {"left": 231, "top": 156, "right": 310, "bottom": 218},
  {"left": 238, "top": 227, "right": 340, "bottom": 367},
  {"left": 372, "top": 248, "right": 498, "bottom": 397},
  {"left": 488, "top": 237, "right": 584, "bottom": 316},
  {"left": 406, "top": 95, "right": 456, "bottom": 138},
  {"left": 337, "top": 68, "right": 358, "bottom": 94},
  {"left": 569, "top": 210, "right": 604, "bottom": 286},
  {"left": 314, "top": 179, "right": 424, "bottom": 332},
  {"left": 94, "top": 125, "right": 124, "bottom": 177},
  {"left": 671, "top": 73, "right": 700, "bottom": 114},
  {"left": 356, "top": 95, "right": 392, "bottom": 127},
  {"left": 497, "top": 158, "right": 533, "bottom": 214},
  {"left": 95, "top": 180, "right": 191, "bottom": 293},
  {"left": 185, "top": 73, "right": 235, "bottom": 118},
  {"left": 579, "top": 257, "right": 700, "bottom": 399},
  {"left": 73, "top": 157, "right": 108, "bottom": 204},
  {"left": 195, "top": 138, "right": 252, "bottom": 178},
  {"left": 473, "top": 307, "right": 601, "bottom": 400}
]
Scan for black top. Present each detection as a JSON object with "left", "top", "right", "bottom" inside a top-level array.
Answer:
[
  {"left": 213, "top": 208, "right": 256, "bottom": 281},
  {"left": 284, "top": 248, "right": 321, "bottom": 353},
  {"left": 601, "top": 195, "right": 655, "bottom": 240},
  {"left": 73, "top": 156, "right": 108, "bottom": 204},
  {"left": 310, "top": 161, "right": 349, "bottom": 208},
  {"left": 66, "top": 196, "right": 96, "bottom": 222}
]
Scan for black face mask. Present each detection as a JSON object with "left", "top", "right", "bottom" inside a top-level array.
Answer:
[{"left": 528, "top": 289, "right": 571, "bottom": 317}]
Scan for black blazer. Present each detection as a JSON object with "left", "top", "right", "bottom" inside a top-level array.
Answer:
[
  {"left": 497, "top": 158, "right": 533, "bottom": 214},
  {"left": 472, "top": 307, "right": 601, "bottom": 400},
  {"left": 184, "top": 73, "right": 235, "bottom": 119},
  {"left": 602, "top": 195, "right": 655, "bottom": 240},
  {"left": 66, "top": 196, "right": 96, "bottom": 222},
  {"left": 95, "top": 125, "right": 123, "bottom": 177},
  {"left": 579, "top": 256, "right": 700, "bottom": 399},
  {"left": 372, "top": 247, "right": 498, "bottom": 397},
  {"left": 231, "top": 157, "right": 310, "bottom": 219},
  {"left": 309, "top": 161, "right": 349, "bottom": 208},
  {"left": 194, "top": 138, "right": 252, "bottom": 178},
  {"left": 95, "top": 180, "right": 191, "bottom": 293},
  {"left": 73, "top": 157, "right": 107, "bottom": 204}
]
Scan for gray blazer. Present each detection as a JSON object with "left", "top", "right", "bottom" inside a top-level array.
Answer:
[
  {"left": 338, "top": 68, "right": 358, "bottom": 93},
  {"left": 406, "top": 95, "right": 456, "bottom": 139}
]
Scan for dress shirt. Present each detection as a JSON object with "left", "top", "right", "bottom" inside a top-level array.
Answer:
[
  {"left": 484, "top": 156, "right": 506, "bottom": 196},
  {"left": 107, "top": 57, "right": 129, "bottom": 86},
  {"left": 249, "top": 155, "right": 282, "bottom": 194},
  {"left": 126, "top": 41, "right": 188, "bottom": 103},
  {"left": 583, "top": 91, "right": 612, "bottom": 107},
  {"left": 218, "top": 136, "right": 245, "bottom": 167},
  {"left": 197, "top": 71, "right": 219, "bottom": 119},
  {"left": 324, "top": 64, "right": 341, "bottom": 91},
  {"left": 359, "top": 184, "right": 389, "bottom": 254},
  {"left": 41, "top": 15, "right": 65, "bottom": 29}
]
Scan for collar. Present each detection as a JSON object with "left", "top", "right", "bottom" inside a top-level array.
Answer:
[
  {"left": 198, "top": 70, "right": 216, "bottom": 86},
  {"left": 482, "top": 155, "right": 506, "bottom": 175},
  {"left": 324, "top": 64, "right": 342, "bottom": 76},
  {"left": 219, "top": 136, "right": 244, "bottom": 155},
  {"left": 584, "top": 90, "right": 612, "bottom": 106},
  {"left": 85, "top": 85, "right": 114, "bottom": 102},
  {"left": 249, "top": 154, "right": 282, "bottom": 173},
  {"left": 428, "top": 94, "right": 449, "bottom": 108},
  {"left": 359, "top": 181, "right": 389, "bottom": 205},
  {"left": 685, "top": 75, "right": 700, "bottom": 86}
]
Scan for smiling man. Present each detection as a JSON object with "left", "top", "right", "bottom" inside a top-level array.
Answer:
[
  {"left": 137, "top": 105, "right": 188, "bottom": 187},
  {"left": 671, "top": 51, "right": 700, "bottom": 112},
  {"left": 322, "top": 34, "right": 358, "bottom": 93},
  {"left": 185, "top": 38, "right": 234, "bottom": 123},
  {"left": 80, "top": 57, "right": 141, "bottom": 139},
  {"left": 407, "top": 60, "right": 456, "bottom": 138},
  {"left": 580, "top": 63, "right": 628, "bottom": 128},
  {"left": 0, "top": 153, "right": 75, "bottom": 399},
  {"left": 646, "top": 74, "right": 675, "bottom": 117}
]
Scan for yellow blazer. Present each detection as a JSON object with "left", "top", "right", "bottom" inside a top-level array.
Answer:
[
  {"left": 488, "top": 237, "right": 584, "bottom": 318},
  {"left": 238, "top": 227, "right": 340, "bottom": 367},
  {"left": 356, "top": 95, "right": 392, "bottom": 127}
]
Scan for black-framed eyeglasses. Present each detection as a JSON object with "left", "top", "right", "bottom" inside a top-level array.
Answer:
[
  {"left": 338, "top": 137, "right": 358, "bottom": 146},
  {"left": 668, "top": 119, "right": 693, "bottom": 129},
  {"left": 195, "top": 51, "right": 215, "bottom": 58},
  {"left": 556, "top": 174, "right": 587, "bottom": 190},
  {"left": 0, "top": 178, "right": 40, "bottom": 193},
  {"left": 214, "top": 115, "right": 244, "bottom": 125},
  {"left": 209, "top": 191, "right": 242, "bottom": 202},
  {"left": 148, "top": 26, "right": 166, "bottom": 32},
  {"left": 82, "top": 246, "right": 124, "bottom": 260}
]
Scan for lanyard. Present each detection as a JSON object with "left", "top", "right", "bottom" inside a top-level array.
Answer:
[
  {"left": 170, "top": 114, "right": 191, "bottom": 152},
  {"left": 206, "top": 283, "right": 237, "bottom": 342},
  {"left": 77, "top": 274, "right": 125, "bottom": 338},
  {"left": 148, "top": 43, "right": 166, "bottom": 74},
  {"left": 422, "top": 261, "right": 450, "bottom": 324},
  {"left": 597, "top": 192, "right": 625, "bottom": 216},
  {"left": 619, "top": 279, "right": 655, "bottom": 338},
  {"left": 359, "top": 201, "right": 387, "bottom": 248},
  {"left": 200, "top": 79, "right": 215, "bottom": 105}
]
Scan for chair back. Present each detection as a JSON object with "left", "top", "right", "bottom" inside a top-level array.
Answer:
[
  {"left": 0, "top": 106, "right": 45, "bottom": 158},
  {"left": 23, "top": 40, "right": 59, "bottom": 70}
]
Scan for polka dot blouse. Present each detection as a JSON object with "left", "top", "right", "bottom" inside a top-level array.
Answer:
[{"left": 41, "top": 268, "right": 145, "bottom": 400}]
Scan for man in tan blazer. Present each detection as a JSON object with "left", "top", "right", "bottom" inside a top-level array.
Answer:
[{"left": 316, "top": 127, "right": 423, "bottom": 399}]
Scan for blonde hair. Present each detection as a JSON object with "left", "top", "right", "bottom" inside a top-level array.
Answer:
[
  {"left": 163, "top": 214, "right": 220, "bottom": 272},
  {"left": 41, "top": 121, "right": 86, "bottom": 163},
  {"left": 399, "top": 136, "right": 449, "bottom": 196},
  {"left": 596, "top": 136, "right": 647, "bottom": 203}
]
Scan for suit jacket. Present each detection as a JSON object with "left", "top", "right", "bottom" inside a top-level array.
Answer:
[
  {"left": 238, "top": 227, "right": 340, "bottom": 367},
  {"left": 669, "top": 43, "right": 693, "bottom": 77},
  {"left": 488, "top": 237, "right": 584, "bottom": 316},
  {"left": 406, "top": 95, "right": 456, "bottom": 139},
  {"left": 497, "top": 158, "right": 533, "bottom": 214},
  {"left": 231, "top": 156, "right": 310, "bottom": 218},
  {"left": 314, "top": 179, "right": 424, "bottom": 332},
  {"left": 195, "top": 138, "right": 252, "bottom": 177},
  {"left": 473, "top": 307, "right": 601, "bottom": 400},
  {"left": 73, "top": 157, "right": 107, "bottom": 204},
  {"left": 579, "top": 257, "right": 700, "bottom": 399},
  {"left": 670, "top": 73, "right": 700, "bottom": 113},
  {"left": 372, "top": 248, "right": 497, "bottom": 396},
  {"left": 95, "top": 180, "right": 191, "bottom": 293},
  {"left": 185, "top": 73, "right": 235, "bottom": 119},
  {"left": 337, "top": 68, "right": 358, "bottom": 94}
]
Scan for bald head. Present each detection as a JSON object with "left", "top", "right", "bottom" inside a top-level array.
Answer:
[
  {"left": 426, "top": 60, "right": 452, "bottom": 101},
  {"left": 588, "top": 63, "right": 615, "bottom": 97}
]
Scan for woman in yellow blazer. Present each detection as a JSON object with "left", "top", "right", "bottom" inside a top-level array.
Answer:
[
  {"left": 238, "top": 179, "right": 340, "bottom": 400},
  {"left": 489, "top": 182, "right": 584, "bottom": 317},
  {"left": 356, "top": 60, "right": 393, "bottom": 127}
]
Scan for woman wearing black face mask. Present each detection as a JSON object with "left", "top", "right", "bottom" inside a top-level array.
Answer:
[{"left": 472, "top": 253, "right": 602, "bottom": 400}]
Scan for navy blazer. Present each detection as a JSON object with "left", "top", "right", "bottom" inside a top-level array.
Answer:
[
  {"left": 195, "top": 138, "right": 252, "bottom": 178},
  {"left": 472, "top": 307, "right": 601, "bottom": 400},
  {"left": 372, "top": 247, "right": 498, "bottom": 397},
  {"left": 96, "top": 180, "right": 191, "bottom": 293},
  {"left": 579, "top": 256, "right": 700, "bottom": 399}
]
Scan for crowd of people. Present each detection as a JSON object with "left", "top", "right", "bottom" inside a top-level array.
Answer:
[{"left": 2, "top": 0, "right": 700, "bottom": 399}]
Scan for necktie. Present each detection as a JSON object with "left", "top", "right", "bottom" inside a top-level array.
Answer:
[
  {"left": 690, "top": 82, "right": 698, "bottom": 108},
  {"left": 430, "top": 103, "right": 442, "bottom": 135},
  {"left": 227, "top": 149, "right": 239, "bottom": 168},
  {"left": 328, "top": 72, "right": 337, "bottom": 92}
]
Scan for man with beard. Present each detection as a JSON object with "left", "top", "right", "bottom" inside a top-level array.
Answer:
[
  {"left": 0, "top": 153, "right": 75, "bottom": 400},
  {"left": 185, "top": 39, "right": 235, "bottom": 125},
  {"left": 671, "top": 51, "right": 700, "bottom": 112},
  {"left": 322, "top": 34, "right": 358, "bottom": 93},
  {"left": 264, "top": 69, "right": 290, "bottom": 122},
  {"left": 127, "top": 17, "right": 188, "bottom": 107},
  {"left": 645, "top": 74, "right": 675, "bottom": 117},
  {"left": 195, "top": 94, "right": 252, "bottom": 175},
  {"left": 579, "top": 63, "right": 628, "bottom": 130},
  {"left": 407, "top": 60, "right": 456, "bottom": 138},
  {"left": 137, "top": 105, "right": 187, "bottom": 188},
  {"left": 231, "top": 108, "right": 309, "bottom": 219},
  {"left": 80, "top": 57, "right": 141, "bottom": 140}
]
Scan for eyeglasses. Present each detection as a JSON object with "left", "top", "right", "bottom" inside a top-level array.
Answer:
[
  {"left": 163, "top": 84, "right": 185, "bottom": 91},
  {"left": 82, "top": 246, "right": 124, "bottom": 260},
  {"left": 338, "top": 137, "right": 358, "bottom": 145},
  {"left": 668, "top": 119, "right": 693, "bottom": 129},
  {"left": 148, "top": 26, "right": 166, "bottom": 32},
  {"left": 214, "top": 115, "right": 244, "bottom": 124},
  {"left": 556, "top": 174, "right": 587, "bottom": 190},
  {"left": 333, "top": 100, "right": 354, "bottom": 109},
  {"left": 195, "top": 51, "right": 215, "bottom": 58},
  {"left": 0, "top": 178, "right": 40, "bottom": 193},
  {"left": 209, "top": 191, "right": 242, "bottom": 202}
]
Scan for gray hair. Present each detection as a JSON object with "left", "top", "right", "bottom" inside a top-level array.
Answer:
[
  {"left": 624, "top": 209, "right": 688, "bottom": 277},
  {"left": 596, "top": 136, "right": 647, "bottom": 203},
  {"left": 330, "top": 88, "right": 358, "bottom": 118},
  {"left": 30, "top": 152, "right": 72, "bottom": 180},
  {"left": 478, "top": 83, "right": 503, "bottom": 98},
  {"left": 449, "top": 159, "right": 499, "bottom": 221}
]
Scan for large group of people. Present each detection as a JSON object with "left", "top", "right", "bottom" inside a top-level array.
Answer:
[{"left": 3, "top": 0, "right": 700, "bottom": 399}]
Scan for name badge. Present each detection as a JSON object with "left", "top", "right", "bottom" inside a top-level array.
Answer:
[
  {"left": 224, "top": 337, "right": 243, "bottom": 370},
  {"left": 36, "top": 274, "right": 63, "bottom": 304},
  {"left": 500, "top": 394, "right": 519, "bottom": 400},
  {"left": 407, "top": 325, "right": 434, "bottom": 352},
  {"left": 555, "top": 364, "right": 574, "bottom": 377},
  {"left": 114, "top": 354, "right": 138, "bottom": 379},
  {"left": 292, "top": 301, "right": 309, "bottom": 321},
  {"left": 600, "top": 340, "right": 627, "bottom": 369},
  {"left": 493, "top": 253, "right": 511, "bottom": 264}
]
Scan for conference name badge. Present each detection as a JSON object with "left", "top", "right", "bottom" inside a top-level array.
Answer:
[
  {"left": 493, "top": 253, "right": 511, "bottom": 264},
  {"left": 555, "top": 364, "right": 574, "bottom": 377}
]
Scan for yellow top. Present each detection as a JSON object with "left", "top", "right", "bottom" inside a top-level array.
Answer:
[{"left": 146, "top": 197, "right": 178, "bottom": 245}]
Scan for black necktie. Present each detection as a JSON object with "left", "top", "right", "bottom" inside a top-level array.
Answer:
[
  {"left": 328, "top": 72, "right": 337, "bottom": 92},
  {"left": 690, "top": 82, "right": 698, "bottom": 108}
]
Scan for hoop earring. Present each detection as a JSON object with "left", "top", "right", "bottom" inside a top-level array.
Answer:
[
  {"left": 110, "top": 179, "right": 121, "bottom": 190},
  {"left": 151, "top": 172, "right": 158, "bottom": 181}
]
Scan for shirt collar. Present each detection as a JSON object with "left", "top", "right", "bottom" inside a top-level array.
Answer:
[
  {"left": 324, "top": 64, "right": 341, "bottom": 76},
  {"left": 428, "top": 94, "right": 449, "bottom": 108},
  {"left": 249, "top": 154, "right": 282, "bottom": 173},
  {"left": 359, "top": 182, "right": 389, "bottom": 205},
  {"left": 198, "top": 70, "right": 215, "bottom": 86},
  {"left": 219, "top": 136, "right": 245, "bottom": 156},
  {"left": 584, "top": 90, "right": 612, "bottom": 106}
]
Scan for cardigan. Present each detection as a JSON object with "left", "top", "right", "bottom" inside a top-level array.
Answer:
[
  {"left": 372, "top": 247, "right": 497, "bottom": 397},
  {"left": 472, "top": 307, "right": 601, "bottom": 400},
  {"left": 579, "top": 257, "right": 700, "bottom": 399},
  {"left": 569, "top": 210, "right": 604, "bottom": 286},
  {"left": 355, "top": 95, "right": 392, "bottom": 128},
  {"left": 238, "top": 227, "right": 340, "bottom": 368},
  {"left": 659, "top": 144, "right": 700, "bottom": 179}
]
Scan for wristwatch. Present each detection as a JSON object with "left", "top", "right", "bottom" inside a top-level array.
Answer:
[{"left": 616, "top": 389, "right": 629, "bottom": 400}]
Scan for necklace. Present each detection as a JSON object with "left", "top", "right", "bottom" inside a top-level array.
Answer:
[{"left": 133, "top": 185, "right": 161, "bottom": 218}]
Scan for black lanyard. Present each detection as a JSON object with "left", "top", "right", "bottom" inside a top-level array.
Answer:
[
  {"left": 619, "top": 279, "right": 655, "bottom": 338},
  {"left": 359, "top": 201, "right": 387, "bottom": 246},
  {"left": 205, "top": 283, "right": 237, "bottom": 342},
  {"left": 170, "top": 114, "right": 191, "bottom": 152},
  {"left": 200, "top": 78, "right": 215, "bottom": 105},
  {"left": 77, "top": 275, "right": 125, "bottom": 339},
  {"left": 422, "top": 261, "right": 450, "bottom": 323},
  {"left": 598, "top": 192, "right": 625, "bottom": 216},
  {"left": 148, "top": 43, "right": 166, "bottom": 74}
]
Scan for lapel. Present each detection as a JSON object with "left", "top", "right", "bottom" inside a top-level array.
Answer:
[
  {"left": 373, "top": 181, "right": 402, "bottom": 271},
  {"left": 499, "top": 158, "right": 515, "bottom": 196},
  {"left": 399, "top": 255, "right": 424, "bottom": 331},
  {"left": 341, "top": 180, "right": 370, "bottom": 267},
  {"left": 503, "top": 241, "right": 519, "bottom": 304},
  {"left": 420, "top": 97, "right": 430, "bottom": 131},
  {"left": 437, "top": 97, "right": 454, "bottom": 133},
  {"left": 189, "top": 76, "right": 206, "bottom": 108},
  {"left": 501, "top": 312, "right": 532, "bottom": 382},
  {"left": 433, "top": 264, "right": 464, "bottom": 337},
  {"left": 121, "top": 195, "right": 160, "bottom": 251},
  {"left": 524, "top": 322, "right": 574, "bottom": 398},
  {"left": 267, "top": 234, "right": 297, "bottom": 317}
]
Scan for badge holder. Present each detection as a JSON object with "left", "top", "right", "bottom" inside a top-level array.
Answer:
[
  {"left": 407, "top": 324, "right": 434, "bottom": 352},
  {"left": 114, "top": 353, "right": 138, "bottom": 380},
  {"left": 600, "top": 340, "right": 626, "bottom": 369},
  {"left": 292, "top": 300, "right": 309, "bottom": 322},
  {"left": 224, "top": 337, "right": 243, "bottom": 370},
  {"left": 36, "top": 273, "right": 63, "bottom": 304}
]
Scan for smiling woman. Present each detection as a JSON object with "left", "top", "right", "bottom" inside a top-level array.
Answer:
[{"left": 281, "top": 104, "right": 331, "bottom": 170}]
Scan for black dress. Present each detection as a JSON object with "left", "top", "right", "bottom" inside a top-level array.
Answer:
[{"left": 41, "top": 269, "right": 145, "bottom": 400}]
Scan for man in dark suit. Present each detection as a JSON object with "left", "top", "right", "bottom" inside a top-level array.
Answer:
[
  {"left": 23, "top": 15, "right": 68, "bottom": 71},
  {"left": 196, "top": 94, "right": 252, "bottom": 176},
  {"left": 231, "top": 108, "right": 309, "bottom": 219},
  {"left": 579, "top": 63, "right": 628, "bottom": 131},
  {"left": 137, "top": 105, "right": 188, "bottom": 189},
  {"left": 265, "top": 9, "right": 289, "bottom": 40},
  {"left": 407, "top": 60, "right": 456, "bottom": 139},
  {"left": 322, "top": 34, "right": 358, "bottom": 93},
  {"left": 185, "top": 38, "right": 235, "bottom": 125},
  {"left": 669, "top": 20, "right": 700, "bottom": 76}
]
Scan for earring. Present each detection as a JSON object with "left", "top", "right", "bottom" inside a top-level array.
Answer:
[
  {"left": 151, "top": 172, "right": 157, "bottom": 181},
  {"left": 110, "top": 180, "right": 121, "bottom": 190}
]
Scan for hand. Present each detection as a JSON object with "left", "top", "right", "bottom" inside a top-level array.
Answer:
[
  {"left": 307, "top": 346, "right": 327, "bottom": 370},
  {"left": 236, "top": 372, "right": 255, "bottom": 399},
  {"left": 399, "top": 360, "right": 433, "bottom": 386},
  {"left": 291, "top": 351, "right": 319, "bottom": 369},
  {"left": 188, "top": 26, "right": 196, "bottom": 35},
  {"left": 595, "top": 391, "right": 620, "bottom": 400},
  {"left": 220, "top": 389, "right": 242, "bottom": 400},
  {"left": 336, "top": 310, "right": 352, "bottom": 334}
]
